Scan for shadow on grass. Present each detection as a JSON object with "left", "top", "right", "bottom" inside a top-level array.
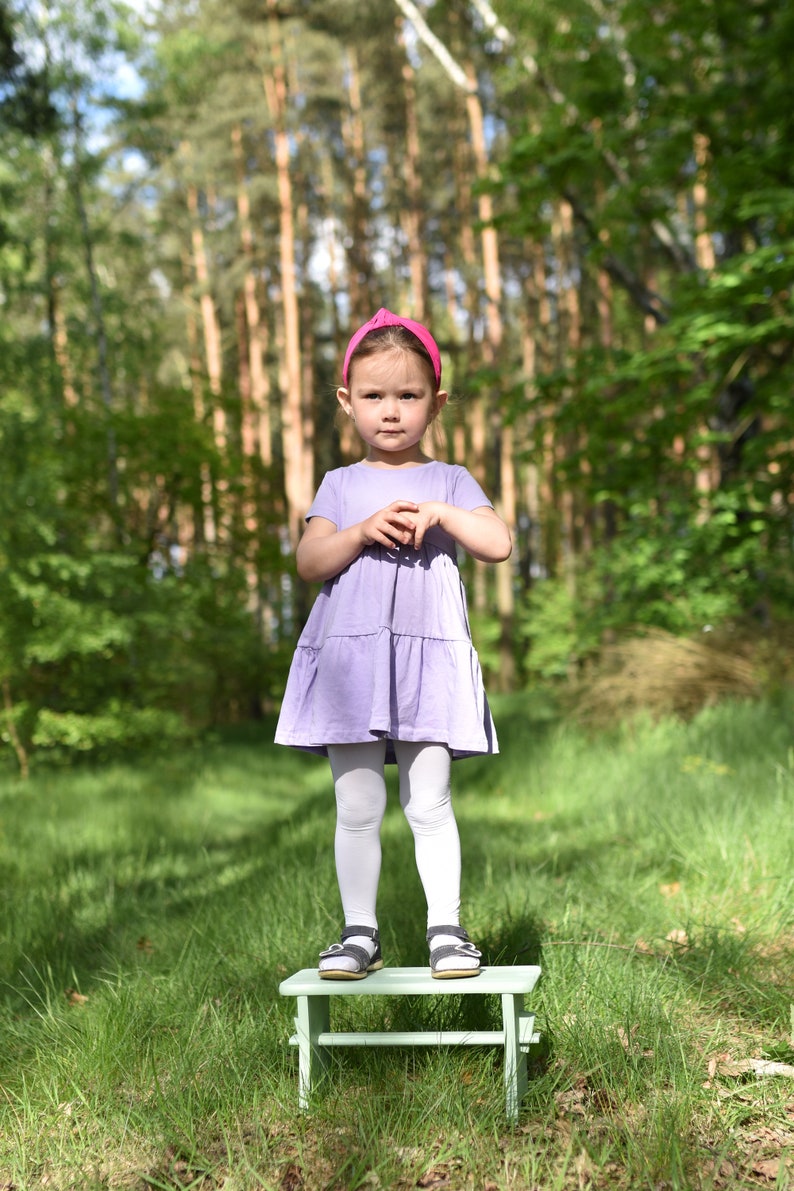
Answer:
[
  {"left": 2, "top": 732, "right": 340, "bottom": 1013},
  {"left": 8, "top": 828, "right": 315, "bottom": 948},
  {"left": 655, "top": 925, "right": 794, "bottom": 1030}
]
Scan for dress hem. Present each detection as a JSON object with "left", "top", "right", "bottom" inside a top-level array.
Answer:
[{"left": 274, "top": 733, "right": 499, "bottom": 763}]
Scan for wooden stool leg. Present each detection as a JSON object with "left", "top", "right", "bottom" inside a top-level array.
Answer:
[
  {"left": 294, "top": 994, "right": 330, "bottom": 1108},
  {"left": 501, "top": 992, "right": 528, "bottom": 1124}
]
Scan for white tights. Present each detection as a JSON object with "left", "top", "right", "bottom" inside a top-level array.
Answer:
[{"left": 327, "top": 740, "right": 461, "bottom": 931}]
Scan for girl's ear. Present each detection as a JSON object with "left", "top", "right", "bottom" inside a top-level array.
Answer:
[
  {"left": 336, "top": 387, "right": 353, "bottom": 418},
  {"left": 431, "top": 390, "right": 449, "bottom": 420}
]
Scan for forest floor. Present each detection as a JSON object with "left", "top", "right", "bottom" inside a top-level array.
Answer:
[{"left": 1, "top": 692, "right": 793, "bottom": 1190}]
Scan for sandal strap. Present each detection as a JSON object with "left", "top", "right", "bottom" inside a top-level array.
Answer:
[
  {"left": 341, "top": 925, "right": 380, "bottom": 944},
  {"left": 430, "top": 941, "right": 482, "bottom": 966},
  {"left": 427, "top": 925, "right": 481, "bottom": 970},
  {"left": 426, "top": 924, "right": 470, "bottom": 944},
  {"left": 319, "top": 941, "right": 373, "bottom": 967},
  {"left": 320, "top": 925, "right": 382, "bottom": 971}
]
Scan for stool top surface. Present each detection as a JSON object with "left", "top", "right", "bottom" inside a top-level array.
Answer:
[{"left": 279, "top": 965, "right": 541, "bottom": 997}]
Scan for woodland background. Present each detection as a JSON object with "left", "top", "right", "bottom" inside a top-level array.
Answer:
[{"left": 1, "top": 0, "right": 793, "bottom": 774}]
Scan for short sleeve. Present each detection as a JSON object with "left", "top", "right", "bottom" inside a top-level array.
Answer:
[
  {"left": 449, "top": 466, "right": 493, "bottom": 511},
  {"left": 306, "top": 470, "right": 340, "bottom": 524}
]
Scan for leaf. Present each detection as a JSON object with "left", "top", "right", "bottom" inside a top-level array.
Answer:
[
  {"left": 279, "top": 1162, "right": 304, "bottom": 1191},
  {"left": 634, "top": 938, "right": 655, "bottom": 954},
  {"left": 416, "top": 1167, "right": 451, "bottom": 1189},
  {"left": 752, "top": 1157, "right": 791, "bottom": 1181},
  {"left": 555, "top": 1087, "right": 587, "bottom": 1116}
]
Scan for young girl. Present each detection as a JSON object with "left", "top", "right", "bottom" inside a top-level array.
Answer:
[{"left": 275, "top": 308, "right": 511, "bottom": 980}]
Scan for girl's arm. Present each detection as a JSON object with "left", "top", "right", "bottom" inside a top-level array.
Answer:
[
  {"left": 296, "top": 500, "right": 421, "bottom": 583},
  {"left": 410, "top": 502, "right": 512, "bottom": 563}
]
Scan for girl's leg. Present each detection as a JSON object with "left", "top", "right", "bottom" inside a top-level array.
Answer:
[
  {"left": 322, "top": 740, "right": 387, "bottom": 972},
  {"left": 393, "top": 741, "right": 460, "bottom": 923},
  {"left": 394, "top": 741, "right": 479, "bottom": 974}
]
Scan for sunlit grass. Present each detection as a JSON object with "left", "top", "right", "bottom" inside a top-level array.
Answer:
[{"left": 1, "top": 695, "right": 792, "bottom": 1189}]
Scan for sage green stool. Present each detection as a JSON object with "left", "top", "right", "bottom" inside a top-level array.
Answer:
[{"left": 279, "top": 965, "right": 541, "bottom": 1122}]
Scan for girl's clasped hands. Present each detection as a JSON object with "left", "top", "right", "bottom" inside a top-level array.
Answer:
[{"left": 361, "top": 499, "right": 450, "bottom": 552}]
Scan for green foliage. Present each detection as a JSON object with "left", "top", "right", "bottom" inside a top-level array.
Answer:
[
  {"left": 0, "top": 0, "right": 279, "bottom": 770},
  {"left": 493, "top": 0, "right": 794, "bottom": 668},
  {"left": 0, "top": 541, "right": 271, "bottom": 766},
  {"left": 507, "top": 164, "right": 794, "bottom": 671},
  {"left": 519, "top": 487, "right": 789, "bottom": 681},
  {"left": 0, "top": 366, "right": 270, "bottom": 767},
  {"left": 519, "top": 578, "right": 596, "bottom": 681},
  {"left": 595, "top": 511, "right": 754, "bottom": 630},
  {"left": 31, "top": 704, "right": 190, "bottom": 751}
]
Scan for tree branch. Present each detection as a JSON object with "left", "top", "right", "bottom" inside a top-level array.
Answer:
[
  {"left": 468, "top": 0, "right": 694, "bottom": 271},
  {"left": 564, "top": 190, "right": 670, "bottom": 324},
  {"left": 392, "top": 0, "right": 476, "bottom": 93},
  {"left": 394, "top": 0, "right": 685, "bottom": 320}
]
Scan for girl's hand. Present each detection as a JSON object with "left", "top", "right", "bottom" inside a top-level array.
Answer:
[
  {"left": 407, "top": 500, "right": 444, "bottom": 549},
  {"left": 360, "top": 500, "right": 420, "bottom": 550},
  {"left": 296, "top": 500, "right": 421, "bottom": 583},
  {"left": 410, "top": 501, "right": 512, "bottom": 563}
]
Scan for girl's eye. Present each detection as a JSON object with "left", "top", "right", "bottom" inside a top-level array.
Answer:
[
  {"left": 363, "top": 393, "right": 381, "bottom": 401},
  {"left": 401, "top": 392, "right": 418, "bottom": 401}
]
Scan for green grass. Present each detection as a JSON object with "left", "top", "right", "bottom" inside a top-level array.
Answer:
[{"left": 1, "top": 694, "right": 793, "bottom": 1190}]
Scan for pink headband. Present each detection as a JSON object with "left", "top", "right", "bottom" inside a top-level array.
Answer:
[{"left": 342, "top": 308, "right": 442, "bottom": 387}]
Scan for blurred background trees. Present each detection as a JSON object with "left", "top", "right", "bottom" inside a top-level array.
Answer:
[{"left": 1, "top": 0, "right": 792, "bottom": 767}]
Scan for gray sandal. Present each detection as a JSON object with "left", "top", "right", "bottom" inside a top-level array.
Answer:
[
  {"left": 427, "top": 925, "right": 482, "bottom": 979},
  {"left": 319, "top": 925, "right": 383, "bottom": 980}
]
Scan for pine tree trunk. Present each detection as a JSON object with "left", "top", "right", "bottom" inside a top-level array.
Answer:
[
  {"left": 342, "top": 47, "right": 375, "bottom": 324},
  {"left": 597, "top": 265, "right": 618, "bottom": 544},
  {"left": 186, "top": 179, "right": 232, "bottom": 545},
  {"left": 692, "top": 132, "right": 717, "bottom": 510},
  {"left": 464, "top": 63, "right": 514, "bottom": 688},
  {"left": 263, "top": 2, "right": 312, "bottom": 549},
  {"left": 297, "top": 195, "right": 316, "bottom": 499},
  {"left": 42, "top": 146, "right": 78, "bottom": 414},
  {"left": 232, "top": 124, "right": 272, "bottom": 466},
  {"left": 186, "top": 184, "right": 225, "bottom": 447},
  {"left": 70, "top": 100, "right": 119, "bottom": 516},
  {"left": 181, "top": 245, "right": 217, "bottom": 548},
  {"left": 50, "top": 281, "right": 79, "bottom": 411},
  {"left": 398, "top": 19, "right": 428, "bottom": 320},
  {"left": 530, "top": 241, "right": 559, "bottom": 579},
  {"left": 520, "top": 280, "right": 540, "bottom": 593}
]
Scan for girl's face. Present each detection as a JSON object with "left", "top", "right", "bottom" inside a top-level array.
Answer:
[{"left": 337, "top": 348, "right": 447, "bottom": 466}]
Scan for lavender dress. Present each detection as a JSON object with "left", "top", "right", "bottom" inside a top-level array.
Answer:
[{"left": 274, "top": 460, "right": 498, "bottom": 762}]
